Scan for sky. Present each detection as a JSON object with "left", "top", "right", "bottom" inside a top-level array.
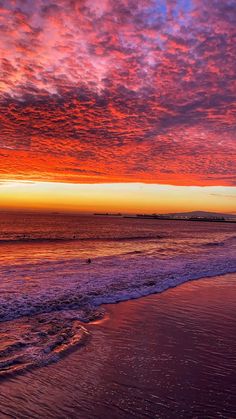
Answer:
[
  {"left": 0, "top": 181, "right": 235, "bottom": 214},
  {"left": 0, "top": 0, "right": 235, "bottom": 213}
]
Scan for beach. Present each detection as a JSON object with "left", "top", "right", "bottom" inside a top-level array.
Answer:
[{"left": 1, "top": 273, "right": 235, "bottom": 418}]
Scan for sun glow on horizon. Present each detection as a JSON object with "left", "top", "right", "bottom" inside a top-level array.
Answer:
[{"left": 0, "top": 180, "right": 235, "bottom": 214}]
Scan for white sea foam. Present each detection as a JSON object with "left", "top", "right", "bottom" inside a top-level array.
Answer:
[{"left": 0, "top": 238, "right": 235, "bottom": 323}]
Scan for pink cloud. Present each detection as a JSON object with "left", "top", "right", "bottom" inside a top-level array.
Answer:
[{"left": 0, "top": 0, "right": 235, "bottom": 186}]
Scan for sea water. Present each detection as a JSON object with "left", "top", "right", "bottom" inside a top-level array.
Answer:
[{"left": 0, "top": 212, "right": 235, "bottom": 377}]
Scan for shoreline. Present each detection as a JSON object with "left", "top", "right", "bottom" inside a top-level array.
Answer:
[
  {"left": 1, "top": 244, "right": 235, "bottom": 324},
  {"left": 90, "top": 267, "right": 236, "bottom": 312},
  {"left": 0, "top": 270, "right": 236, "bottom": 380},
  {"left": 0, "top": 273, "right": 236, "bottom": 418},
  {"left": 123, "top": 216, "right": 236, "bottom": 223}
]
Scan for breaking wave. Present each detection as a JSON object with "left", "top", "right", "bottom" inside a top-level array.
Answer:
[
  {"left": 1, "top": 246, "right": 235, "bottom": 325},
  {"left": 0, "top": 226, "right": 235, "bottom": 379}
]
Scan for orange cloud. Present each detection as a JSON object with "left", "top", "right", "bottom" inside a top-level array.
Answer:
[{"left": 0, "top": 0, "right": 235, "bottom": 186}]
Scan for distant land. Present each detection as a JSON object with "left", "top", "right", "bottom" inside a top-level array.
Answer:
[
  {"left": 93, "top": 210, "right": 236, "bottom": 220},
  {"left": 124, "top": 211, "right": 236, "bottom": 222},
  {"left": 162, "top": 211, "right": 236, "bottom": 219}
]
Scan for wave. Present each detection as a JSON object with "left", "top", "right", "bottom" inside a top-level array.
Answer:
[
  {"left": 0, "top": 311, "right": 90, "bottom": 379},
  {"left": 202, "top": 241, "right": 225, "bottom": 247},
  {"left": 1, "top": 246, "right": 235, "bottom": 324},
  {"left": 0, "top": 234, "right": 165, "bottom": 244},
  {"left": 0, "top": 242, "right": 235, "bottom": 378},
  {"left": 201, "top": 236, "right": 236, "bottom": 248},
  {"left": 0, "top": 237, "right": 76, "bottom": 244},
  {"left": 1, "top": 234, "right": 235, "bottom": 246}
]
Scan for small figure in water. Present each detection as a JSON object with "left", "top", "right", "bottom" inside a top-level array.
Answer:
[{"left": 86, "top": 258, "right": 92, "bottom": 264}]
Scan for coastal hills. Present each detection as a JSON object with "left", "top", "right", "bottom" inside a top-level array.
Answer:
[{"left": 161, "top": 211, "right": 236, "bottom": 220}]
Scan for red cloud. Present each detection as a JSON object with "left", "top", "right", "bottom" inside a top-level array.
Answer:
[{"left": 0, "top": 0, "right": 235, "bottom": 186}]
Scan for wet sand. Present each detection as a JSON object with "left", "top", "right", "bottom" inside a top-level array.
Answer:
[{"left": 0, "top": 273, "right": 236, "bottom": 418}]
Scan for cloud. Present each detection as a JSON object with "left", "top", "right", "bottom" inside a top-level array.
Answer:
[
  {"left": 210, "top": 193, "right": 236, "bottom": 199},
  {"left": 0, "top": 0, "right": 235, "bottom": 186}
]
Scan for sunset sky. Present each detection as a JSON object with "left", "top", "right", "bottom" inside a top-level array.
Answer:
[{"left": 0, "top": 0, "right": 235, "bottom": 213}]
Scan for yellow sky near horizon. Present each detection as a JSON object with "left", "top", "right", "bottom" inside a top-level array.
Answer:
[{"left": 0, "top": 181, "right": 235, "bottom": 214}]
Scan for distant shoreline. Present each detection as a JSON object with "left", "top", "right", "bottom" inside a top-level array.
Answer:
[{"left": 123, "top": 216, "right": 236, "bottom": 223}]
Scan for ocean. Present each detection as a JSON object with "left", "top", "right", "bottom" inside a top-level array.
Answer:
[{"left": 0, "top": 212, "right": 236, "bottom": 378}]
